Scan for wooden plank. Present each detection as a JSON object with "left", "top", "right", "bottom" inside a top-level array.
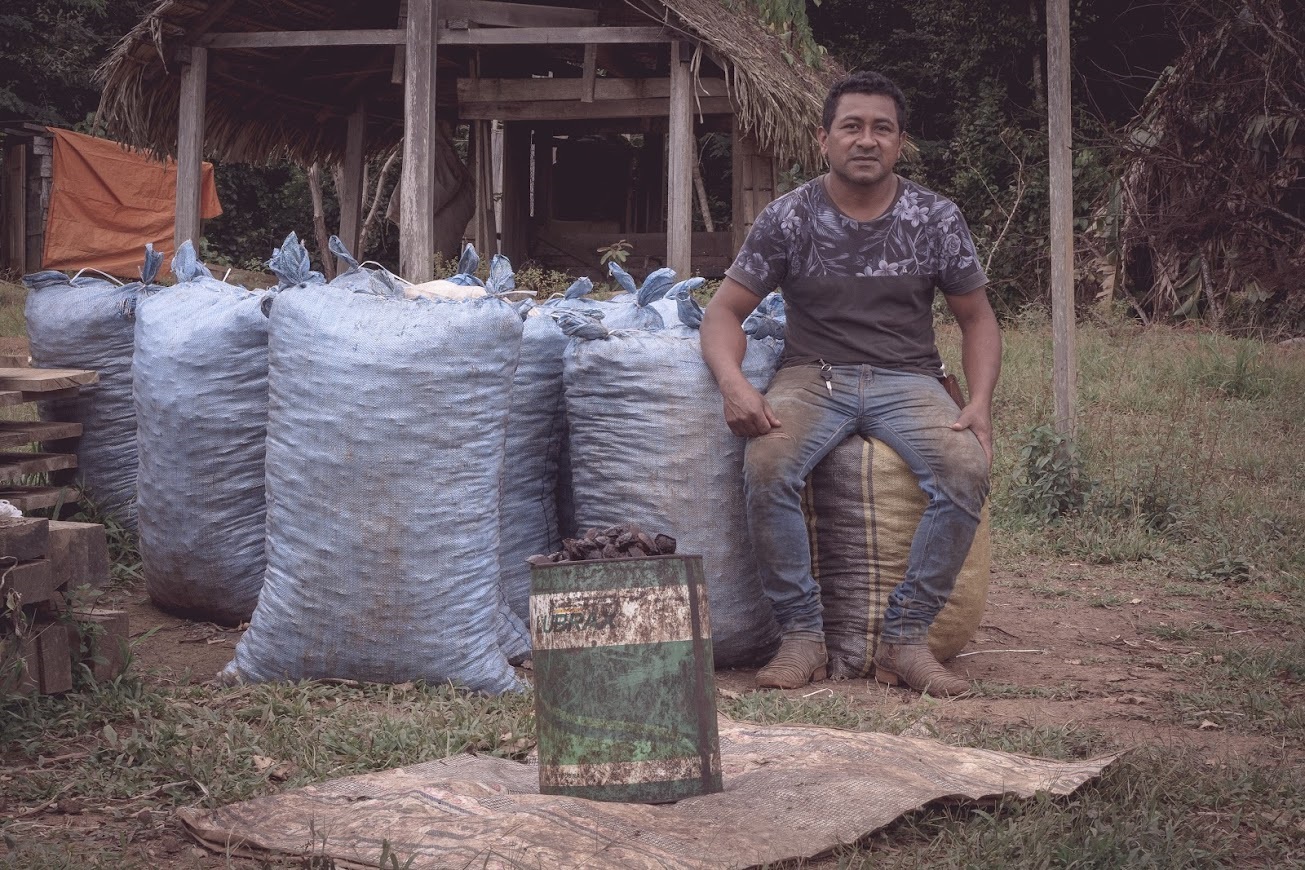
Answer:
[
  {"left": 1, "top": 635, "right": 40, "bottom": 695},
  {"left": 458, "top": 77, "right": 728, "bottom": 103},
  {"left": 0, "top": 452, "right": 77, "bottom": 481},
  {"left": 437, "top": 26, "right": 672, "bottom": 45},
  {"left": 667, "top": 40, "right": 694, "bottom": 277},
  {"left": 0, "top": 352, "right": 29, "bottom": 368},
  {"left": 0, "top": 386, "right": 82, "bottom": 407},
  {"left": 202, "top": 29, "right": 405, "bottom": 48},
  {"left": 460, "top": 96, "right": 731, "bottom": 121},
  {"left": 1047, "top": 0, "right": 1077, "bottom": 437},
  {"left": 0, "top": 486, "right": 76, "bottom": 511},
  {"left": 0, "top": 518, "right": 49, "bottom": 561},
  {"left": 68, "top": 608, "right": 130, "bottom": 683},
  {"left": 0, "top": 421, "right": 81, "bottom": 448},
  {"left": 442, "top": 0, "right": 598, "bottom": 28},
  {"left": 33, "top": 621, "right": 73, "bottom": 694},
  {"left": 175, "top": 46, "right": 208, "bottom": 251},
  {"left": 0, "top": 367, "right": 96, "bottom": 391},
  {"left": 399, "top": 0, "right": 437, "bottom": 281},
  {"left": 1, "top": 558, "right": 54, "bottom": 606},
  {"left": 337, "top": 100, "right": 368, "bottom": 270},
  {"left": 48, "top": 520, "right": 110, "bottom": 591}
]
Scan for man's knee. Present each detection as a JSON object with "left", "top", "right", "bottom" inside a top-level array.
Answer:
[
  {"left": 938, "top": 433, "right": 990, "bottom": 517},
  {"left": 744, "top": 429, "right": 801, "bottom": 493}
]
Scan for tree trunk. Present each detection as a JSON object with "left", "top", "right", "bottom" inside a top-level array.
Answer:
[{"left": 307, "top": 163, "right": 336, "bottom": 280}]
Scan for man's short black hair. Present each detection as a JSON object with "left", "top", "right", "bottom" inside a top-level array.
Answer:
[{"left": 821, "top": 71, "right": 908, "bottom": 132}]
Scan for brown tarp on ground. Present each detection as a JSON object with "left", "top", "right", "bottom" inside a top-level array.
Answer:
[
  {"left": 180, "top": 719, "right": 1118, "bottom": 869},
  {"left": 42, "top": 128, "right": 221, "bottom": 278}
]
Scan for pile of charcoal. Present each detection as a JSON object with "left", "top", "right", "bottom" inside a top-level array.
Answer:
[{"left": 527, "top": 523, "right": 677, "bottom": 565}]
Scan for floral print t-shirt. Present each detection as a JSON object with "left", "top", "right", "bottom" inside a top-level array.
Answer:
[{"left": 725, "top": 175, "right": 987, "bottom": 375}]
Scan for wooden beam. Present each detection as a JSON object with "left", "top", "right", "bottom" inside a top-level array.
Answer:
[
  {"left": 174, "top": 46, "right": 207, "bottom": 252},
  {"left": 666, "top": 41, "right": 694, "bottom": 277},
  {"left": 458, "top": 77, "right": 728, "bottom": 102},
  {"left": 437, "top": 26, "right": 671, "bottom": 45},
  {"left": 460, "top": 96, "right": 731, "bottom": 122},
  {"left": 337, "top": 100, "right": 367, "bottom": 267},
  {"left": 441, "top": 0, "right": 598, "bottom": 28},
  {"left": 581, "top": 44, "right": 597, "bottom": 103},
  {"left": 1047, "top": 0, "right": 1077, "bottom": 436},
  {"left": 400, "top": 0, "right": 437, "bottom": 280},
  {"left": 202, "top": 29, "right": 405, "bottom": 48}
]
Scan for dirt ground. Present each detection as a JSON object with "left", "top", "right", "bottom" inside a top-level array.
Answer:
[
  {"left": 108, "top": 562, "right": 1302, "bottom": 760},
  {"left": 14, "top": 561, "right": 1302, "bottom": 868}
]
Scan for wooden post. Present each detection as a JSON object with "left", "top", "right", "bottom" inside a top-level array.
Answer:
[
  {"left": 3, "top": 143, "right": 26, "bottom": 271},
  {"left": 667, "top": 39, "right": 693, "bottom": 276},
  {"left": 500, "top": 122, "right": 531, "bottom": 263},
  {"left": 730, "top": 115, "right": 746, "bottom": 253},
  {"left": 581, "top": 44, "right": 597, "bottom": 103},
  {"left": 1047, "top": 0, "right": 1076, "bottom": 436},
  {"left": 174, "top": 46, "right": 208, "bottom": 252},
  {"left": 400, "top": 0, "right": 437, "bottom": 280},
  {"left": 337, "top": 100, "right": 367, "bottom": 269}
]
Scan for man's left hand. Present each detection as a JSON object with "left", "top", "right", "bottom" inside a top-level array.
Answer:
[{"left": 950, "top": 403, "right": 993, "bottom": 468}]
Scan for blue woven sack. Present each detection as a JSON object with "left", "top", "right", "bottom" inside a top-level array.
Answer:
[
  {"left": 559, "top": 297, "right": 786, "bottom": 667},
  {"left": 22, "top": 247, "right": 167, "bottom": 529},
  {"left": 226, "top": 243, "right": 524, "bottom": 693}
]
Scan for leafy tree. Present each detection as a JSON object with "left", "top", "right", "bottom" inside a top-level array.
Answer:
[{"left": 0, "top": 0, "right": 152, "bottom": 127}]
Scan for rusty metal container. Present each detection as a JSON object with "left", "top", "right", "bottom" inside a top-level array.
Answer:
[{"left": 530, "top": 554, "right": 723, "bottom": 803}]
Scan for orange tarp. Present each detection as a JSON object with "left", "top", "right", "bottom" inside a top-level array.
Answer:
[{"left": 42, "top": 128, "right": 221, "bottom": 278}]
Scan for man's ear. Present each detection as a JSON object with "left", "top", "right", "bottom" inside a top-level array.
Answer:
[{"left": 816, "top": 126, "right": 829, "bottom": 153}]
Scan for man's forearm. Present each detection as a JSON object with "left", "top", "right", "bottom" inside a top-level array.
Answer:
[
  {"left": 699, "top": 304, "right": 751, "bottom": 391},
  {"left": 959, "top": 313, "right": 1001, "bottom": 408}
]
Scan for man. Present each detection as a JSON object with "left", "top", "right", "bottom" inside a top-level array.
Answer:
[{"left": 700, "top": 70, "right": 1000, "bottom": 696}]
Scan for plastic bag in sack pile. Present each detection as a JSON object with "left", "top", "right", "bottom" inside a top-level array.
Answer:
[
  {"left": 497, "top": 276, "right": 604, "bottom": 625},
  {"left": 559, "top": 290, "right": 782, "bottom": 667},
  {"left": 602, "top": 261, "right": 676, "bottom": 329},
  {"left": 803, "top": 435, "right": 992, "bottom": 679},
  {"left": 134, "top": 237, "right": 317, "bottom": 625},
  {"left": 22, "top": 247, "right": 168, "bottom": 529},
  {"left": 225, "top": 241, "right": 525, "bottom": 693}
]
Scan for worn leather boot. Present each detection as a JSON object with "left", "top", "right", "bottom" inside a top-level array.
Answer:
[
  {"left": 756, "top": 636, "right": 828, "bottom": 689},
  {"left": 873, "top": 642, "right": 971, "bottom": 697}
]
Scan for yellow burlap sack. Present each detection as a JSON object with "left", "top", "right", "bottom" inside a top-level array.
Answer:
[{"left": 802, "top": 435, "right": 991, "bottom": 679}]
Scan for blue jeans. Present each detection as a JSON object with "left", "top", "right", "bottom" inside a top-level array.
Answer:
[{"left": 744, "top": 364, "right": 990, "bottom": 644}]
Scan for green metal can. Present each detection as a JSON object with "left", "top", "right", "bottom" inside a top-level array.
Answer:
[{"left": 530, "top": 554, "right": 723, "bottom": 803}]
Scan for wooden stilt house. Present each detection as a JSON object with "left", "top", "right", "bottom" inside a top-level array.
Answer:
[{"left": 96, "top": 0, "right": 840, "bottom": 281}]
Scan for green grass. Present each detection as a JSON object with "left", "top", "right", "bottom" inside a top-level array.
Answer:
[{"left": 938, "top": 310, "right": 1305, "bottom": 595}]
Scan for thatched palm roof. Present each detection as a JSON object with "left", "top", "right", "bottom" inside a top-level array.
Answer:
[{"left": 96, "top": 0, "right": 841, "bottom": 166}]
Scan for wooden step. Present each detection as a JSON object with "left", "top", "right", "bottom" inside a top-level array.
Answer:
[
  {"left": 0, "top": 558, "right": 55, "bottom": 605},
  {"left": 0, "top": 486, "right": 78, "bottom": 511},
  {"left": 0, "top": 368, "right": 97, "bottom": 392},
  {"left": 0, "top": 420, "right": 82, "bottom": 448},
  {"left": 0, "top": 517, "right": 50, "bottom": 560},
  {"left": 0, "top": 452, "right": 77, "bottom": 482},
  {"left": 0, "top": 387, "right": 84, "bottom": 407}
]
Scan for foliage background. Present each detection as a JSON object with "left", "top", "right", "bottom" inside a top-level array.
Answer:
[{"left": 0, "top": 0, "right": 1299, "bottom": 333}]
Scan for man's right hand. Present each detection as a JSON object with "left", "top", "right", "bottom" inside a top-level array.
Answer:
[
  {"left": 701, "top": 277, "right": 777, "bottom": 436},
  {"left": 722, "top": 380, "right": 782, "bottom": 437}
]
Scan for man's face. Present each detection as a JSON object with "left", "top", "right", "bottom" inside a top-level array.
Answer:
[{"left": 817, "top": 92, "right": 904, "bottom": 189}]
